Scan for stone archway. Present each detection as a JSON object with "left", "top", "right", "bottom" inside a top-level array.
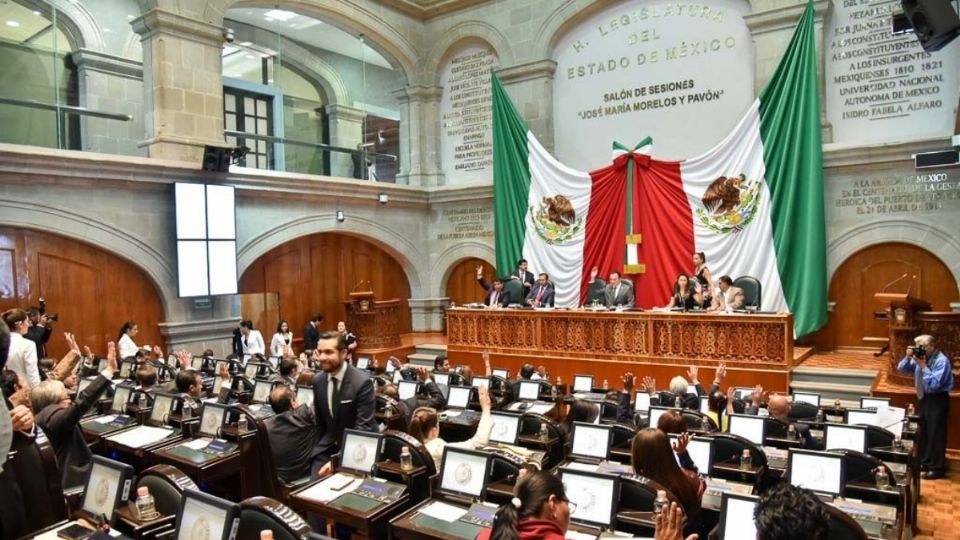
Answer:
[
  {"left": 431, "top": 240, "right": 496, "bottom": 298},
  {"left": 424, "top": 23, "right": 514, "bottom": 86}
]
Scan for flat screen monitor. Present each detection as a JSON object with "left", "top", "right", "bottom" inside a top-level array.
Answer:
[
  {"left": 686, "top": 384, "right": 698, "bottom": 396},
  {"left": 81, "top": 456, "right": 134, "bottom": 523},
  {"left": 668, "top": 434, "right": 713, "bottom": 474},
  {"left": 472, "top": 376, "right": 490, "bottom": 389},
  {"left": 191, "top": 356, "right": 205, "bottom": 370},
  {"left": 252, "top": 380, "right": 274, "bottom": 403},
  {"left": 634, "top": 392, "right": 651, "bottom": 413},
  {"left": 860, "top": 397, "right": 890, "bottom": 410},
  {"left": 244, "top": 363, "right": 259, "bottom": 380},
  {"left": 398, "top": 381, "right": 418, "bottom": 401},
  {"left": 792, "top": 392, "right": 821, "bottom": 407},
  {"left": 846, "top": 408, "right": 879, "bottom": 427},
  {"left": 699, "top": 395, "right": 711, "bottom": 414},
  {"left": 266, "top": 356, "right": 279, "bottom": 370},
  {"left": 492, "top": 368, "right": 510, "bottom": 379},
  {"left": 733, "top": 387, "right": 755, "bottom": 400},
  {"left": 213, "top": 375, "right": 226, "bottom": 395},
  {"left": 439, "top": 447, "right": 492, "bottom": 499},
  {"left": 119, "top": 360, "right": 134, "bottom": 379},
  {"left": 392, "top": 370, "right": 403, "bottom": 384},
  {"left": 573, "top": 375, "right": 594, "bottom": 393},
  {"left": 648, "top": 406, "right": 675, "bottom": 429},
  {"left": 296, "top": 386, "right": 314, "bottom": 408},
  {"left": 560, "top": 469, "right": 618, "bottom": 529},
  {"left": 198, "top": 402, "right": 228, "bottom": 438},
  {"left": 175, "top": 489, "right": 240, "bottom": 540},
  {"left": 728, "top": 414, "right": 766, "bottom": 445},
  {"left": 718, "top": 493, "right": 759, "bottom": 540},
  {"left": 570, "top": 422, "right": 612, "bottom": 461},
  {"left": 824, "top": 423, "right": 867, "bottom": 452},
  {"left": 447, "top": 386, "right": 471, "bottom": 409},
  {"left": 111, "top": 385, "right": 133, "bottom": 413},
  {"left": 489, "top": 412, "right": 521, "bottom": 444},
  {"left": 150, "top": 392, "right": 175, "bottom": 425},
  {"left": 385, "top": 362, "right": 396, "bottom": 373},
  {"left": 519, "top": 381, "right": 540, "bottom": 401},
  {"left": 97, "top": 358, "right": 108, "bottom": 372},
  {"left": 340, "top": 429, "right": 382, "bottom": 476},
  {"left": 356, "top": 356, "right": 371, "bottom": 370},
  {"left": 433, "top": 372, "right": 450, "bottom": 386},
  {"left": 788, "top": 449, "right": 844, "bottom": 497}
]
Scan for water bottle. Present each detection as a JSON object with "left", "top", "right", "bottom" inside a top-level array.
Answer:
[
  {"left": 138, "top": 392, "right": 147, "bottom": 410},
  {"left": 874, "top": 468, "right": 889, "bottom": 490},
  {"left": 740, "top": 449, "right": 752, "bottom": 471},
  {"left": 653, "top": 490, "right": 669, "bottom": 514},
  {"left": 539, "top": 423, "right": 550, "bottom": 441},
  {"left": 135, "top": 487, "right": 158, "bottom": 521},
  {"left": 787, "top": 424, "right": 797, "bottom": 440},
  {"left": 556, "top": 376, "right": 562, "bottom": 395},
  {"left": 182, "top": 403, "right": 192, "bottom": 419},
  {"left": 907, "top": 403, "right": 915, "bottom": 416},
  {"left": 894, "top": 435, "right": 903, "bottom": 450},
  {"left": 675, "top": 396, "right": 683, "bottom": 408},
  {"left": 400, "top": 446, "right": 413, "bottom": 471},
  {"left": 834, "top": 398, "right": 842, "bottom": 410},
  {"left": 815, "top": 409, "right": 824, "bottom": 424},
  {"left": 237, "top": 414, "right": 248, "bottom": 434},
  {"left": 602, "top": 379, "right": 609, "bottom": 390},
  {"left": 261, "top": 531, "right": 274, "bottom": 540}
]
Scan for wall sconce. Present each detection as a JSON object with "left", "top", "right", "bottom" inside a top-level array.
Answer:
[
  {"left": 336, "top": 209, "right": 345, "bottom": 222},
  {"left": 378, "top": 192, "right": 389, "bottom": 205}
]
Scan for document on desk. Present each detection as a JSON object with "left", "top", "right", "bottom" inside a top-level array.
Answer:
[
  {"left": 420, "top": 501, "right": 468, "bottom": 522},
  {"left": 297, "top": 473, "right": 362, "bottom": 503},
  {"left": 563, "top": 462, "right": 598, "bottom": 472},
  {"left": 182, "top": 437, "right": 213, "bottom": 450},
  {"left": 443, "top": 410, "right": 462, "bottom": 417},
  {"left": 527, "top": 403, "right": 554, "bottom": 415},
  {"left": 566, "top": 530, "right": 599, "bottom": 540},
  {"left": 91, "top": 414, "right": 118, "bottom": 424},
  {"left": 877, "top": 406, "right": 905, "bottom": 438},
  {"left": 106, "top": 425, "right": 173, "bottom": 448}
]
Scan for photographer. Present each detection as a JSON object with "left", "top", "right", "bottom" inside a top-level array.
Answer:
[
  {"left": 897, "top": 334, "right": 954, "bottom": 479},
  {"left": 25, "top": 298, "right": 55, "bottom": 360}
]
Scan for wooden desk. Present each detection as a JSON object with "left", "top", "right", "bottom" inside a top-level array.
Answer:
[
  {"left": 113, "top": 504, "right": 176, "bottom": 539},
  {"left": 391, "top": 499, "right": 485, "bottom": 540},
  {"left": 150, "top": 440, "right": 240, "bottom": 499},
  {"left": 448, "top": 308, "right": 795, "bottom": 391},
  {"left": 290, "top": 479, "right": 411, "bottom": 540}
]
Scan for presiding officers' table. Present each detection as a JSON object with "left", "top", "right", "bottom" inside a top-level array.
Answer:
[{"left": 447, "top": 307, "right": 796, "bottom": 392}]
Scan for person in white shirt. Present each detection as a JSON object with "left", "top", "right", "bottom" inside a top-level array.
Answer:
[
  {"left": 2, "top": 309, "right": 41, "bottom": 388},
  {"left": 270, "top": 319, "right": 294, "bottom": 357},
  {"left": 117, "top": 321, "right": 141, "bottom": 360},
  {"left": 240, "top": 320, "right": 266, "bottom": 356}
]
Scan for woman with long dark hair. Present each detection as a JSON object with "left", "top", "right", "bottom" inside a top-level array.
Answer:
[
  {"left": 409, "top": 385, "right": 493, "bottom": 468},
  {"left": 660, "top": 273, "right": 702, "bottom": 311},
  {"left": 117, "top": 321, "right": 140, "bottom": 360},
  {"left": 270, "top": 320, "right": 293, "bottom": 357},
  {"left": 692, "top": 252, "right": 714, "bottom": 308},
  {"left": 631, "top": 428, "right": 703, "bottom": 537},
  {"left": 478, "top": 470, "right": 572, "bottom": 540}
]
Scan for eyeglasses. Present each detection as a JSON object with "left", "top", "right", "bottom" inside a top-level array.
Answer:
[{"left": 563, "top": 498, "right": 577, "bottom": 513}]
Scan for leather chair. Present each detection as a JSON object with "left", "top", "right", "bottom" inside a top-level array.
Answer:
[
  {"left": 600, "top": 399, "right": 620, "bottom": 422},
  {"left": 617, "top": 476, "right": 677, "bottom": 537},
  {"left": 0, "top": 430, "right": 69, "bottom": 536},
  {"left": 379, "top": 430, "right": 435, "bottom": 503},
  {"left": 825, "top": 503, "right": 869, "bottom": 540},
  {"left": 764, "top": 417, "right": 790, "bottom": 439},
  {"left": 238, "top": 496, "right": 313, "bottom": 540},
  {"left": 136, "top": 464, "right": 198, "bottom": 517},
  {"left": 709, "top": 433, "right": 768, "bottom": 488},
  {"left": 519, "top": 413, "right": 565, "bottom": 470},
  {"left": 243, "top": 415, "right": 312, "bottom": 504},
  {"left": 863, "top": 425, "right": 896, "bottom": 450},
  {"left": 788, "top": 401, "right": 820, "bottom": 421},
  {"left": 609, "top": 423, "right": 638, "bottom": 464},
  {"left": 733, "top": 276, "right": 762, "bottom": 309}
]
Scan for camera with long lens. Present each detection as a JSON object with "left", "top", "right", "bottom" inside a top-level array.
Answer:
[
  {"left": 38, "top": 298, "right": 59, "bottom": 322},
  {"left": 909, "top": 346, "right": 926, "bottom": 358}
]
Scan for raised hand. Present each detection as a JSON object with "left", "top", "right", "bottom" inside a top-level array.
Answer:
[
  {"left": 83, "top": 345, "right": 94, "bottom": 358},
  {"left": 654, "top": 502, "right": 696, "bottom": 540},
  {"left": 672, "top": 431, "right": 691, "bottom": 455},
  {"left": 686, "top": 366, "right": 699, "bottom": 384},
  {"left": 478, "top": 385, "right": 491, "bottom": 411},
  {"left": 642, "top": 375, "right": 657, "bottom": 395},
  {"left": 715, "top": 364, "right": 727, "bottom": 382},
  {"left": 106, "top": 341, "right": 118, "bottom": 372},
  {"left": 622, "top": 372, "right": 635, "bottom": 393},
  {"left": 153, "top": 345, "right": 164, "bottom": 359},
  {"left": 476, "top": 265, "right": 483, "bottom": 276},
  {"left": 64, "top": 332, "right": 81, "bottom": 355},
  {"left": 218, "top": 361, "right": 230, "bottom": 380},
  {"left": 175, "top": 350, "right": 191, "bottom": 370},
  {"left": 10, "top": 405, "right": 34, "bottom": 432},
  {"left": 416, "top": 367, "right": 430, "bottom": 382},
  {"left": 482, "top": 351, "right": 490, "bottom": 366}
]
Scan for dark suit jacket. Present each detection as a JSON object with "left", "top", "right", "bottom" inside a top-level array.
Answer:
[
  {"left": 399, "top": 381, "right": 446, "bottom": 428},
  {"left": 477, "top": 277, "right": 511, "bottom": 307},
  {"left": 605, "top": 282, "right": 635, "bottom": 308},
  {"left": 264, "top": 404, "right": 321, "bottom": 482},
  {"left": 526, "top": 283, "right": 555, "bottom": 307},
  {"left": 303, "top": 323, "right": 320, "bottom": 351},
  {"left": 34, "top": 373, "right": 112, "bottom": 488},
  {"left": 515, "top": 270, "right": 535, "bottom": 290},
  {"left": 25, "top": 325, "right": 51, "bottom": 360},
  {"left": 312, "top": 363, "right": 377, "bottom": 461},
  {"left": 586, "top": 279, "right": 606, "bottom": 306}
]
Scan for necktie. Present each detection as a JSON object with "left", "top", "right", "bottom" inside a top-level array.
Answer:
[
  {"left": 536, "top": 287, "right": 544, "bottom": 302},
  {"left": 491, "top": 291, "right": 498, "bottom": 305},
  {"left": 331, "top": 377, "right": 340, "bottom": 415},
  {"left": 614, "top": 285, "right": 620, "bottom": 301}
]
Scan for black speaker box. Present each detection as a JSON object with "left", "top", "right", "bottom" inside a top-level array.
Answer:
[{"left": 900, "top": 0, "right": 960, "bottom": 52}]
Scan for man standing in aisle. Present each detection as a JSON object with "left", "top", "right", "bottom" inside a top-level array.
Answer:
[
  {"left": 303, "top": 313, "right": 323, "bottom": 352},
  {"left": 897, "top": 334, "right": 953, "bottom": 479},
  {"left": 514, "top": 259, "right": 535, "bottom": 292}
]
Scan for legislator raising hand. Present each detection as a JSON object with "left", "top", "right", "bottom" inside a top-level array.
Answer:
[
  {"left": 654, "top": 502, "right": 697, "bottom": 540},
  {"left": 642, "top": 375, "right": 657, "bottom": 395},
  {"left": 621, "top": 372, "right": 635, "bottom": 393}
]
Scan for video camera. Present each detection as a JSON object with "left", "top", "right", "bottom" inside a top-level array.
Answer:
[
  {"left": 908, "top": 346, "right": 926, "bottom": 359},
  {"left": 38, "top": 297, "right": 59, "bottom": 322}
]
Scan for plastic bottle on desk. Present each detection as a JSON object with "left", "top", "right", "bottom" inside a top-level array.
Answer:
[
  {"left": 135, "top": 487, "right": 158, "bottom": 521},
  {"left": 653, "top": 490, "right": 669, "bottom": 514},
  {"left": 815, "top": 409, "right": 824, "bottom": 424},
  {"left": 400, "top": 446, "right": 413, "bottom": 471},
  {"left": 138, "top": 392, "right": 147, "bottom": 410},
  {"left": 261, "top": 531, "right": 274, "bottom": 540},
  {"left": 237, "top": 414, "right": 248, "bottom": 434},
  {"left": 740, "top": 449, "right": 752, "bottom": 470}
]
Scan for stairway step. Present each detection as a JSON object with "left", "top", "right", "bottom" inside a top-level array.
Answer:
[
  {"left": 415, "top": 343, "right": 447, "bottom": 353},
  {"left": 406, "top": 352, "right": 438, "bottom": 367},
  {"left": 790, "top": 366, "right": 879, "bottom": 387}
]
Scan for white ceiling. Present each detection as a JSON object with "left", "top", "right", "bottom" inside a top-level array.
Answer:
[{"left": 225, "top": 8, "right": 393, "bottom": 70}]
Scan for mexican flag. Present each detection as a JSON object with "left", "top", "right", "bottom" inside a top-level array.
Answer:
[{"left": 492, "top": 1, "right": 827, "bottom": 336}]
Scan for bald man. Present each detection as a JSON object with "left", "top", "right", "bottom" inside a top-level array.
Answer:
[{"left": 767, "top": 394, "right": 820, "bottom": 450}]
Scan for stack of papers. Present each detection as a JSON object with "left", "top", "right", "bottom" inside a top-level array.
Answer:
[
  {"left": 182, "top": 437, "right": 213, "bottom": 450},
  {"left": 297, "top": 473, "right": 362, "bottom": 503},
  {"left": 106, "top": 425, "right": 174, "bottom": 448},
  {"left": 419, "top": 501, "right": 467, "bottom": 522}
]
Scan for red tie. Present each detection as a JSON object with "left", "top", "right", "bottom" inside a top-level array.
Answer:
[{"left": 536, "top": 287, "right": 544, "bottom": 302}]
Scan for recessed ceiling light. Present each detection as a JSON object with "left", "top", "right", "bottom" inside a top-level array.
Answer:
[
  {"left": 264, "top": 9, "right": 297, "bottom": 22},
  {"left": 6, "top": 20, "right": 20, "bottom": 27}
]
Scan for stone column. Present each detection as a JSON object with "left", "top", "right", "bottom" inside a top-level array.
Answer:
[
  {"left": 159, "top": 317, "right": 241, "bottom": 357},
  {"left": 72, "top": 49, "right": 146, "bottom": 156},
  {"left": 393, "top": 85, "right": 444, "bottom": 186},
  {"left": 495, "top": 60, "right": 557, "bottom": 153},
  {"left": 131, "top": 9, "right": 227, "bottom": 162},
  {"left": 409, "top": 297, "right": 450, "bottom": 332},
  {"left": 325, "top": 104, "right": 367, "bottom": 179}
]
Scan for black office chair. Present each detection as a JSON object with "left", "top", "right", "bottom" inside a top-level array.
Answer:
[
  {"left": 710, "top": 433, "right": 768, "bottom": 488},
  {"left": 380, "top": 430, "right": 436, "bottom": 477},
  {"left": 600, "top": 399, "right": 620, "bottom": 422},
  {"left": 824, "top": 504, "right": 869, "bottom": 540},
  {"left": 836, "top": 450, "right": 896, "bottom": 486},
  {"left": 863, "top": 425, "right": 896, "bottom": 450},
  {"left": 788, "top": 401, "right": 820, "bottom": 421},
  {"left": 238, "top": 496, "right": 312, "bottom": 540},
  {"left": 519, "top": 413, "right": 565, "bottom": 470},
  {"left": 764, "top": 417, "right": 790, "bottom": 439},
  {"left": 733, "top": 276, "right": 762, "bottom": 310},
  {"left": 137, "top": 464, "right": 198, "bottom": 516}
]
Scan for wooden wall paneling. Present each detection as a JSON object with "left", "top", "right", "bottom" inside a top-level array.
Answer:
[
  {"left": 445, "top": 258, "right": 495, "bottom": 306},
  {"left": 0, "top": 227, "right": 165, "bottom": 359}
]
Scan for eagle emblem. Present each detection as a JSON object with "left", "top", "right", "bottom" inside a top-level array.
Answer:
[
  {"left": 695, "top": 174, "right": 762, "bottom": 234},
  {"left": 529, "top": 195, "right": 583, "bottom": 245}
]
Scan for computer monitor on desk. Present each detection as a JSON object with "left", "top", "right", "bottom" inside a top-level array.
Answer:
[
  {"left": 570, "top": 422, "right": 612, "bottom": 462},
  {"left": 669, "top": 434, "right": 713, "bottom": 475},
  {"left": 648, "top": 405, "right": 676, "bottom": 429},
  {"left": 433, "top": 372, "right": 450, "bottom": 386},
  {"left": 191, "top": 356, "right": 205, "bottom": 370},
  {"left": 356, "top": 356, "right": 371, "bottom": 370},
  {"left": 198, "top": 402, "right": 228, "bottom": 438},
  {"left": 573, "top": 375, "right": 594, "bottom": 393},
  {"left": 111, "top": 384, "right": 133, "bottom": 414},
  {"left": 149, "top": 392, "right": 176, "bottom": 425},
  {"left": 340, "top": 429, "right": 382, "bottom": 476},
  {"left": 699, "top": 395, "right": 710, "bottom": 414},
  {"left": 472, "top": 376, "right": 490, "bottom": 389},
  {"left": 439, "top": 447, "right": 493, "bottom": 499},
  {"left": 175, "top": 489, "right": 240, "bottom": 540},
  {"left": 251, "top": 379, "right": 276, "bottom": 404},
  {"left": 447, "top": 386, "right": 472, "bottom": 409},
  {"left": 788, "top": 449, "right": 844, "bottom": 498},
  {"left": 560, "top": 469, "right": 619, "bottom": 530},
  {"left": 296, "top": 385, "right": 314, "bottom": 408},
  {"left": 792, "top": 392, "right": 821, "bottom": 407},
  {"left": 489, "top": 412, "right": 521, "bottom": 445},
  {"left": 729, "top": 414, "right": 766, "bottom": 445},
  {"left": 718, "top": 493, "right": 759, "bottom": 540},
  {"left": 398, "top": 380, "right": 419, "bottom": 401},
  {"left": 519, "top": 381, "right": 540, "bottom": 401},
  {"left": 634, "top": 392, "right": 651, "bottom": 414},
  {"left": 492, "top": 368, "right": 510, "bottom": 380},
  {"left": 733, "top": 387, "right": 755, "bottom": 400},
  {"left": 244, "top": 362, "right": 260, "bottom": 380},
  {"left": 825, "top": 423, "right": 867, "bottom": 452},
  {"left": 860, "top": 397, "right": 890, "bottom": 410},
  {"left": 846, "top": 408, "right": 879, "bottom": 427},
  {"left": 81, "top": 456, "right": 135, "bottom": 525}
]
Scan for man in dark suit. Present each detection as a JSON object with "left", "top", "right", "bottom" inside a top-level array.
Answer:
[
  {"left": 767, "top": 394, "right": 821, "bottom": 450},
  {"left": 514, "top": 259, "right": 535, "bottom": 292},
  {"left": 33, "top": 340, "right": 117, "bottom": 488},
  {"left": 526, "top": 273, "right": 555, "bottom": 307},
  {"left": 303, "top": 313, "right": 323, "bottom": 352},
  {"left": 311, "top": 330, "right": 377, "bottom": 476},
  {"left": 604, "top": 271, "right": 635, "bottom": 308},
  {"left": 25, "top": 308, "right": 52, "bottom": 362},
  {"left": 266, "top": 386, "right": 321, "bottom": 483},
  {"left": 585, "top": 267, "right": 606, "bottom": 306},
  {"left": 476, "top": 271, "right": 511, "bottom": 307}
]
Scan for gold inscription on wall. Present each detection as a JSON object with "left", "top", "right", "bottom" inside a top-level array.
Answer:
[
  {"left": 437, "top": 207, "right": 494, "bottom": 240},
  {"left": 442, "top": 50, "right": 497, "bottom": 172},
  {"left": 834, "top": 172, "right": 960, "bottom": 215}
]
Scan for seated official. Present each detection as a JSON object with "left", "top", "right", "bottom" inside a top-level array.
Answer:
[
  {"left": 708, "top": 275, "right": 745, "bottom": 312},
  {"left": 175, "top": 369, "right": 205, "bottom": 414},
  {"left": 705, "top": 389, "right": 731, "bottom": 432},
  {"left": 476, "top": 267, "right": 512, "bottom": 307},
  {"left": 631, "top": 428, "right": 703, "bottom": 537},
  {"left": 585, "top": 266, "right": 606, "bottom": 306},
  {"left": 409, "top": 385, "right": 493, "bottom": 469},
  {"left": 659, "top": 273, "right": 702, "bottom": 311},
  {"left": 896, "top": 334, "right": 953, "bottom": 479},
  {"left": 754, "top": 482, "right": 829, "bottom": 540},
  {"left": 33, "top": 340, "right": 117, "bottom": 489},
  {"left": 526, "top": 273, "right": 555, "bottom": 308},
  {"left": 654, "top": 412, "right": 699, "bottom": 475},
  {"left": 136, "top": 365, "right": 158, "bottom": 396},
  {"left": 604, "top": 271, "right": 634, "bottom": 308},
  {"left": 764, "top": 394, "right": 820, "bottom": 450},
  {"left": 265, "top": 386, "right": 321, "bottom": 483},
  {"left": 381, "top": 367, "right": 445, "bottom": 427},
  {"left": 559, "top": 399, "right": 600, "bottom": 454},
  {"left": 269, "top": 357, "right": 299, "bottom": 388},
  {"left": 643, "top": 372, "right": 703, "bottom": 410},
  {"left": 477, "top": 470, "right": 572, "bottom": 540}
]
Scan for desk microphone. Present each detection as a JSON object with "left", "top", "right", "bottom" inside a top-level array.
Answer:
[
  {"left": 880, "top": 273, "right": 909, "bottom": 293},
  {"left": 905, "top": 275, "right": 917, "bottom": 297}
]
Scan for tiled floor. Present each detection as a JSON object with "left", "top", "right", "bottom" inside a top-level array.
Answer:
[{"left": 915, "top": 472, "right": 960, "bottom": 540}]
